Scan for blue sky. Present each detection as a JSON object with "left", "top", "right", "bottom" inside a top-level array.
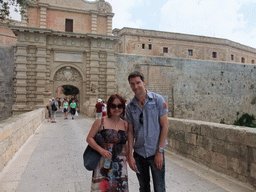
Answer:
[{"left": 10, "top": 0, "right": 256, "bottom": 48}]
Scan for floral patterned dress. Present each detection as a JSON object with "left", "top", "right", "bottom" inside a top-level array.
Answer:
[{"left": 91, "top": 124, "right": 129, "bottom": 192}]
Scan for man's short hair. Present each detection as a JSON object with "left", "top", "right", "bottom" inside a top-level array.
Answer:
[{"left": 128, "top": 71, "right": 145, "bottom": 82}]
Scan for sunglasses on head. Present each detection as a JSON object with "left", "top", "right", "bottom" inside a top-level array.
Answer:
[{"left": 110, "top": 104, "right": 124, "bottom": 109}]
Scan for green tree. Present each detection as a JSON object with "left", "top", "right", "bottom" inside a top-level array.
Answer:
[{"left": 0, "top": 0, "right": 34, "bottom": 22}]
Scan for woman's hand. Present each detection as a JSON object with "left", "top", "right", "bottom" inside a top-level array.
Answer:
[{"left": 99, "top": 148, "right": 112, "bottom": 158}]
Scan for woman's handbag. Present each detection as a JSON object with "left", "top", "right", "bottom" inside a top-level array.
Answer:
[{"left": 83, "top": 118, "right": 104, "bottom": 171}]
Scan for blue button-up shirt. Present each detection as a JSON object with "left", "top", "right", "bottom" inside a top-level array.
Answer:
[{"left": 126, "top": 90, "right": 168, "bottom": 158}]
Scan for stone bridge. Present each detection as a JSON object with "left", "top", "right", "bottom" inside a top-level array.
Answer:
[{"left": 0, "top": 109, "right": 255, "bottom": 191}]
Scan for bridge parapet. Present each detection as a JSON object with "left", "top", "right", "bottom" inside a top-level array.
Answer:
[
  {"left": 0, "top": 108, "right": 45, "bottom": 171},
  {"left": 167, "top": 117, "right": 256, "bottom": 188}
]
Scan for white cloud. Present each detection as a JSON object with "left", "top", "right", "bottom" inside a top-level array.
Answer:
[
  {"left": 159, "top": 0, "right": 256, "bottom": 48},
  {"left": 108, "top": 0, "right": 145, "bottom": 29}
]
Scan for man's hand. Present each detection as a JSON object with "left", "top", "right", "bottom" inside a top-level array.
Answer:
[
  {"left": 154, "top": 151, "right": 163, "bottom": 170},
  {"left": 128, "top": 155, "right": 139, "bottom": 173}
]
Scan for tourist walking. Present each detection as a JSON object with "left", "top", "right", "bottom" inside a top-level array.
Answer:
[
  {"left": 50, "top": 98, "right": 58, "bottom": 123},
  {"left": 87, "top": 94, "right": 129, "bottom": 191},
  {"left": 102, "top": 100, "right": 107, "bottom": 117},
  {"left": 69, "top": 99, "right": 77, "bottom": 120},
  {"left": 94, "top": 98, "right": 105, "bottom": 119},
  {"left": 46, "top": 99, "right": 52, "bottom": 122},
  {"left": 63, "top": 99, "right": 69, "bottom": 119},
  {"left": 126, "top": 71, "right": 168, "bottom": 192}
]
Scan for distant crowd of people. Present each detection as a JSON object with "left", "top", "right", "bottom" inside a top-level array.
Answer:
[{"left": 46, "top": 97, "right": 78, "bottom": 123}]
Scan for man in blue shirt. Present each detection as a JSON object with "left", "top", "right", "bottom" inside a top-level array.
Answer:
[{"left": 126, "top": 71, "right": 168, "bottom": 192}]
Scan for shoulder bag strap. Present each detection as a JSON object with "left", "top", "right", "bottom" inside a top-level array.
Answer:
[{"left": 98, "top": 117, "right": 104, "bottom": 133}]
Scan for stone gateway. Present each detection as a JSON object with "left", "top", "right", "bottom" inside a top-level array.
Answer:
[{"left": 10, "top": 0, "right": 119, "bottom": 116}]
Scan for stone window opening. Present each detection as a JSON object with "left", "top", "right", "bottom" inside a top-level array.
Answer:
[
  {"left": 142, "top": 44, "right": 145, "bottom": 49},
  {"left": 241, "top": 57, "right": 245, "bottom": 63},
  {"left": 163, "top": 47, "right": 168, "bottom": 53},
  {"left": 149, "top": 44, "right": 152, "bottom": 50},
  {"left": 231, "top": 54, "right": 234, "bottom": 60},
  {"left": 65, "top": 19, "right": 73, "bottom": 32},
  {"left": 188, "top": 49, "right": 193, "bottom": 56},
  {"left": 252, "top": 60, "right": 255, "bottom": 64},
  {"left": 212, "top": 52, "right": 217, "bottom": 58}
]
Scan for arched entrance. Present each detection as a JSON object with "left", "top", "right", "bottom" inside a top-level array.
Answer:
[{"left": 51, "top": 66, "right": 84, "bottom": 112}]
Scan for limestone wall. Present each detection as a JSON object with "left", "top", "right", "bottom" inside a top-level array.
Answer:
[
  {"left": 113, "top": 27, "right": 256, "bottom": 65},
  {"left": 116, "top": 54, "right": 256, "bottom": 124},
  {"left": 0, "top": 108, "right": 45, "bottom": 171},
  {"left": 166, "top": 117, "right": 256, "bottom": 188},
  {"left": 0, "top": 46, "right": 14, "bottom": 121}
]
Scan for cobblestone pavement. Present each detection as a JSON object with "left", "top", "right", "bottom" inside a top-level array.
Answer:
[{"left": 0, "top": 111, "right": 255, "bottom": 192}]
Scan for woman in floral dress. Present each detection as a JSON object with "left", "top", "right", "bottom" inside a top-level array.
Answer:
[{"left": 87, "top": 94, "right": 129, "bottom": 192}]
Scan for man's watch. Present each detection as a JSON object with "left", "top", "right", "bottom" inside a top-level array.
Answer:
[{"left": 158, "top": 147, "right": 164, "bottom": 153}]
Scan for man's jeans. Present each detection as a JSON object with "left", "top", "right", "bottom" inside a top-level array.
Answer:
[{"left": 134, "top": 152, "right": 166, "bottom": 192}]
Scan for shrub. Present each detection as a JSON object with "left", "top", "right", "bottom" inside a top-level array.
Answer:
[{"left": 233, "top": 113, "right": 256, "bottom": 128}]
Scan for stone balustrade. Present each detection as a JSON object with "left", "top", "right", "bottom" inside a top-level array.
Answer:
[
  {"left": 167, "top": 117, "right": 256, "bottom": 188},
  {"left": 0, "top": 108, "right": 45, "bottom": 171}
]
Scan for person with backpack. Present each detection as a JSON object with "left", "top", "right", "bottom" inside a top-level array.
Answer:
[{"left": 50, "top": 97, "right": 57, "bottom": 123}]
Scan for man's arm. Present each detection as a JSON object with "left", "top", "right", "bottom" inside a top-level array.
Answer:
[
  {"left": 127, "top": 123, "right": 138, "bottom": 173},
  {"left": 158, "top": 114, "right": 168, "bottom": 149},
  {"left": 154, "top": 114, "right": 168, "bottom": 170}
]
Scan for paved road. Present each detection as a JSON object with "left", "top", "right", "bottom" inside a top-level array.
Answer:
[{"left": 0, "top": 111, "right": 255, "bottom": 192}]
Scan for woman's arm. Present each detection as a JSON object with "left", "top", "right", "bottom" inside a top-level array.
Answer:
[{"left": 86, "top": 118, "right": 111, "bottom": 159}]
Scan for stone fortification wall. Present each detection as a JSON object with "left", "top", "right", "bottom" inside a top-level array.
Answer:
[
  {"left": 0, "top": 108, "right": 45, "bottom": 171},
  {"left": 166, "top": 117, "right": 256, "bottom": 188},
  {"left": 0, "top": 46, "right": 14, "bottom": 121},
  {"left": 116, "top": 54, "right": 256, "bottom": 124},
  {"left": 113, "top": 28, "right": 256, "bottom": 65}
]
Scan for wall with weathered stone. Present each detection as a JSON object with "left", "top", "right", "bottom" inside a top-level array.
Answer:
[
  {"left": 116, "top": 54, "right": 256, "bottom": 124},
  {"left": 113, "top": 27, "right": 256, "bottom": 65},
  {"left": 0, "top": 46, "right": 14, "bottom": 121},
  {"left": 166, "top": 117, "right": 256, "bottom": 188},
  {"left": 0, "top": 108, "right": 45, "bottom": 171}
]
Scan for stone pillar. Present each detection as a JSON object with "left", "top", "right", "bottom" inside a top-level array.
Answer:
[
  {"left": 87, "top": 46, "right": 100, "bottom": 117},
  {"left": 40, "top": 6, "right": 47, "bottom": 28},
  {"left": 106, "top": 51, "right": 117, "bottom": 98},
  {"left": 90, "top": 49, "right": 100, "bottom": 91},
  {"left": 35, "top": 46, "right": 47, "bottom": 108},
  {"left": 107, "top": 15, "right": 113, "bottom": 35},
  {"left": 91, "top": 12, "right": 97, "bottom": 34},
  {"left": 13, "top": 45, "right": 28, "bottom": 113}
]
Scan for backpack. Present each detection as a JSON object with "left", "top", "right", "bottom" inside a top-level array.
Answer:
[{"left": 51, "top": 102, "right": 57, "bottom": 111}]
